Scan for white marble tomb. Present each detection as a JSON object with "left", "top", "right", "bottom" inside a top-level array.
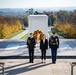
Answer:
[{"left": 28, "top": 15, "right": 48, "bottom": 37}]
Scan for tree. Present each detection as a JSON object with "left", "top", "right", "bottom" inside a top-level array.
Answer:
[
  {"left": 28, "top": 8, "right": 34, "bottom": 15},
  {"left": 34, "top": 11, "right": 39, "bottom": 15},
  {"left": 22, "top": 16, "right": 28, "bottom": 27},
  {"left": 49, "top": 15, "right": 56, "bottom": 26},
  {"left": 0, "top": 16, "right": 22, "bottom": 39}
]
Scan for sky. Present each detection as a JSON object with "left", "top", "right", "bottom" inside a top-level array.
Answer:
[{"left": 0, "top": 0, "right": 76, "bottom": 8}]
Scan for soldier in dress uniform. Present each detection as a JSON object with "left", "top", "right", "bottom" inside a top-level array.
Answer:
[
  {"left": 27, "top": 33, "right": 36, "bottom": 63},
  {"left": 49, "top": 32, "right": 59, "bottom": 64}
]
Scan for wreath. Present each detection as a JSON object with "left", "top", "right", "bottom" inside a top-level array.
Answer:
[{"left": 33, "top": 30, "right": 43, "bottom": 40}]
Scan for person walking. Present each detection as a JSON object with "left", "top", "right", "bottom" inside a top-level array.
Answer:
[
  {"left": 40, "top": 34, "right": 48, "bottom": 63},
  {"left": 27, "top": 33, "right": 36, "bottom": 63},
  {"left": 49, "top": 32, "right": 59, "bottom": 64}
]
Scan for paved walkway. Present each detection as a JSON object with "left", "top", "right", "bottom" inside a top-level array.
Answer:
[
  {"left": 0, "top": 59, "right": 76, "bottom": 75},
  {"left": 11, "top": 30, "right": 28, "bottom": 40}
]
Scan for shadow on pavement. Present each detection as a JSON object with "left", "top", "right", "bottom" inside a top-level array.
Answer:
[{"left": 3, "top": 62, "right": 52, "bottom": 75}]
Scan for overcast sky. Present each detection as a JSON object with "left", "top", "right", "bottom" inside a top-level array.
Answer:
[{"left": 0, "top": 0, "right": 76, "bottom": 8}]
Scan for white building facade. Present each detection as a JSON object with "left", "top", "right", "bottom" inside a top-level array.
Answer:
[{"left": 28, "top": 15, "right": 48, "bottom": 37}]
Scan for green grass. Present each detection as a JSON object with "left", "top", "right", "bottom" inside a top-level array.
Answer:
[
  {"left": 20, "top": 33, "right": 28, "bottom": 40},
  {"left": 48, "top": 32, "right": 52, "bottom": 37},
  {"left": 56, "top": 32, "right": 68, "bottom": 38},
  {"left": 6, "top": 30, "right": 25, "bottom": 39},
  {"left": 51, "top": 28, "right": 70, "bottom": 38}
]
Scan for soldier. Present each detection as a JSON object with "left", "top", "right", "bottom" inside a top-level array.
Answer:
[
  {"left": 49, "top": 32, "right": 59, "bottom": 64},
  {"left": 27, "top": 33, "right": 36, "bottom": 63}
]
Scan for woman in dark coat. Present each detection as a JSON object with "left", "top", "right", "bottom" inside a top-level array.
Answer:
[{"left": 40, "top": 34, "right": 48, "bottom": 63}]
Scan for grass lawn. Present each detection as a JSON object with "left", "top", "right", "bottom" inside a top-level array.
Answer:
[
  {"left": 48, "top": 32, "right": 52, "bottom": 37},
  {"left": 51, "top": 28, "right": 70, "bottom": 38},
  {"left": 6, "top": 30, "right": 25, "bottom": 39},
  {"left": 20, "top": 33, "right": 28, "bottom": 40}
]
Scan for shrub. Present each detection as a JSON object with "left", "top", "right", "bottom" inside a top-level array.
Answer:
[
  {"left": 0, "top": 16, "right": 22, "bottom": 39},
  {"left": 54, "top": 23, "right": 76, "bottom": 38}
]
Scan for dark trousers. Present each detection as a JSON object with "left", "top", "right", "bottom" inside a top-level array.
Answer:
[
  {"left": 29, "top": 48, "right": 34, "bottom": 62},
  {"left": 41, "top": 50, "right": 46, "bottom": 60},
  {"left": 51, "top": 49, "right": 57, "bottom": 62}
]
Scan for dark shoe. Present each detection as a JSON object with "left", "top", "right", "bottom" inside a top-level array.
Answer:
[
  {"left": 44, "top": 61, "right": 46, "bottom": 63},
  {"left": 41, "top": 61, "right": 43, "bottom": 63},
  {"left": 31, "top": 61, "right": 34, "bottom": 63},
  {"left": 52, "top": 61, "right": 56, "bottom": 64},
  {"left": 53, "top": 62, "right": 55, "bottom": 64},
  {"left": 41, "top": 60, "right": 43, "bottom": 63},
  {"left": 29, "top": 61, "right": 31, "bottom": 63}
]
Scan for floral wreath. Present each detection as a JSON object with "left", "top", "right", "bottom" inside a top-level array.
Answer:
[{"left": 33, "top": 30, "right": 43, "bottom": 40}]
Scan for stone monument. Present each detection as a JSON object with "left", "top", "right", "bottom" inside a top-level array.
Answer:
[{"left": 28, "top": 15, "right": 48, "bottom": 44}]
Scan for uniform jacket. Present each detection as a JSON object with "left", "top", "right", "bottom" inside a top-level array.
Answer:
[
  {"left": 49, "top": 36, "right": 59, "bottom": 50},
  {"left": 27, "top": 37, "right": 36, "bottom": 49}
]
